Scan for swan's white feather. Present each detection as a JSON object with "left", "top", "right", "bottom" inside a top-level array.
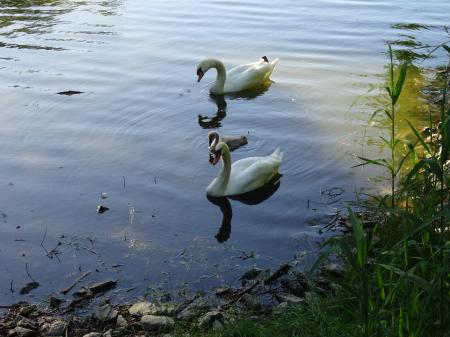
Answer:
[
  {"left": 198, "top": 57, "right": 279, "bottom": 95},
  {"left": 224, "top": 59, "right": 277, "bottom": 93},
  {"left": 206, "top": 144, "right": 282, "bottom": 197}
]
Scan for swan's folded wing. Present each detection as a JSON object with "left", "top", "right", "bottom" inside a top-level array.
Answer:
[
  {"left": 228, "top": 157, "right": 281, "bottom": 195},
  {"left": 231, "top": 157, "right": 261, "bottom": 172},
  {"left": 226, "top": 62, "right": 258, "bottom": 77}
]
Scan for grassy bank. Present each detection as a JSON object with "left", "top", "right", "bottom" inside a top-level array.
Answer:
[{"left": 174, "top": 44, "right": 450, "bottom": 337}]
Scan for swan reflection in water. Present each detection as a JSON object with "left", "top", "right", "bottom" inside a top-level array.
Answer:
[
  {"left": 198, "top": 81, "right": 273, "bottom": 129},
  {"left": 207, "top": 174, "right": 281, "bottom": 243}
]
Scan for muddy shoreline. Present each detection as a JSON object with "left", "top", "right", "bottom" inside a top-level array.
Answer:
[{"left": 0, "top": 216, "right": 351, "bottom": 337}]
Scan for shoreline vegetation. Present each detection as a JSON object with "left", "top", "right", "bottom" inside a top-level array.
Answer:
[{"left": 2, "top": 43, "right": 450, "bottom": 337}]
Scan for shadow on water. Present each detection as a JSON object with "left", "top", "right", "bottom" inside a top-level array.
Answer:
[
  {"left": 197, "top": 81, "right": 273, "bottom": 129},
  {"left": 207, "top": 196, "right": 232, "bottom": 243},
  {"left": 198, "top": 95, "right": 227, "bottom": 129},
  {"left": 226, "top": 80, "right": 273, "bottom": 100},
  {"left": 207, "top": 174, "right": 281, "bottom": 243}
]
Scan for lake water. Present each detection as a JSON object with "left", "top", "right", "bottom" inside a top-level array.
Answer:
[{"left": 0, "top": 0, "right": 449, "bottom": 304}]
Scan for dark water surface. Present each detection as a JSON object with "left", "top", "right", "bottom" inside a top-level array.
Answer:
[{"left": 0, "top": 0, "right": 449, "bottom": 304}]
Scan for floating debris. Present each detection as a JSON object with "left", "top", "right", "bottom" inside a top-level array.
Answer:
[
  {"left": 128, "top": 203, "right": 135, "bottom": 225},
  {"left": 19, "top": 281, "right": 40, "bottom": 295},
  {"left": 60, "top": 271, "right": 91, "bottom": 295},
  {"left": 97, "top": 205, "right": 109, "bottom": 214},
  {"left": 56, "top": 90, "right": 83, "bottom": 96},
  {"left": 100, "top": 192, "right": 108, "bottom": 199},
  {"left": 89, "top": 280, "right": 117, "bottom": 294}
]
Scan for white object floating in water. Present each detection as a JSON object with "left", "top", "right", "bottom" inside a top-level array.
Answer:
[
  {"left": 128, "top": 203, "right": 135, "bottom": 225},
  {"left": 97, "top": 205, "right": 109, "bottom": 214},
  {"left": 100, "top": 192, "right": 108, "bottom": 199},
  {"left": 207, "top": 142, "right": 283, "bottom": 197},
  {"left": 196, "top": 56, "right": 278, "bottom": 95}
]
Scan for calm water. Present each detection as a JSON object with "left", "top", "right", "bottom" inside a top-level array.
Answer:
[{"left": 0, "top": 0, "right": 449, "bottom": 304}]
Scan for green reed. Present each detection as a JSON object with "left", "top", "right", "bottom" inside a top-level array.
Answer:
[
  {"left": 177, "top": 44, "right": 450, "bottom": 337},
  {"left": 317, "top": 44, "right": 450, "bottom": 337}
]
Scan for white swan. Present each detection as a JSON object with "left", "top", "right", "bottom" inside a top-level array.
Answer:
[
  {"left": 197, "top": 56, "right": 279, "bottom": 95},
  {"left": 208, "top": 131, "right": 247, "bottom": 152},
  {"left": 207, "top": 141, "right": 283, "bottom": 197}
]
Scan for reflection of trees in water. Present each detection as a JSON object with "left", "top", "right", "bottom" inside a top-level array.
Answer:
[
  {"left": 388, "top": 23, "right": 450, "bottom": 62},
  {"left": 363, "top": 24, "right": 449, "bottom": 174},
  {"left": 0, "top": 0, "right": 123, "bottom": 50}
]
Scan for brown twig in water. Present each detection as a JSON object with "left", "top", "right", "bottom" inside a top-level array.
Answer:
[
  {"left": 324, "top": 210, "right": 341, "bottom": 232},
  {"left": 60, "top": 271, "right": 91, "bottom": 295},
  {"left": 40, "top": 225, "right": 50, "bottom": 255},
  {"left": 25, "top": 263, "right": 37, "bottom": 283},
  {"left": 221, "top": 280, "right": 261, "bottom": 309}
]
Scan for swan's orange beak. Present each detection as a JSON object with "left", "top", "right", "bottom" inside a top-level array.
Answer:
[
  {"left": 209, "top": 152, "right": 221, "bottom": 165},
  {"left": 197, "top": 68, "right": 204, "bottom": 82}
]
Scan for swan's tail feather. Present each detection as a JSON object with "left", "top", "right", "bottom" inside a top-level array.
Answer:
[
  {"left": 271, "top": 147, "right": 283, "bottom": 161},
  {"left": 270, "top": 58, "right": 279, "bottom": 69}
]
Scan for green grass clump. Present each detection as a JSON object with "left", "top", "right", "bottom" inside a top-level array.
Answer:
[
  {"left": 320, "top": 43, "right": 450, "bottom": 337},
  {"left": 172, "top": 294, "right": 359, "bottom": 337}
]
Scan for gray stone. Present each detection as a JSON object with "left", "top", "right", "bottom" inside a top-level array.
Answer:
[
  {"left": 212, "top": 320, "right": 224, "bottom": 331},
  {"left": 41, "top": 320, "right": 67, "bottom": 336},
  {"left": 240, "top": 293, "right": 261, "bottom": 311},
  {"left": 94, "top": 304, "right": 118, "bottom": 322},
  {"left": 12, "top": 327, "right": 36, "bottom": 337},
  {"left": 274, "top": 301, "right": 289, "bottom": 314},
  {"left": 17, "top": 317, "right": 37, "bottom": 330},
  {"left": 282, "top": 279, "right": 306, "bottom": 297},
  {"left": 140, "top": 315, "right": 174, "bottom": 333},
  {"left": 102, "top": 329, "right": 112, "bottom": 337},
  {"left": 215, "top": 286, "right": 235, "bottom": 298},
  {"left": 82, "top": 333, "right": 102, "bottom": 337},
  {"left": 48, "top": 296, "right": 64, "bottom": 309},
  {"left": 240, "top": 268, "right": 263, "bottom": 283},
  {"left": 128, "top": 301, "right": 153, "bottom": 316},
  {"left": 18, "top": 305, "right": 38, "bottom": 317},
  {"left": 152, "top": 303, "right": 178, "bottom": 316},
  {"left": 116, "top": 315, "right": 127, "bottom": 328},
  {"left": 323, "top": 263, "right": 342, "bottom": 276},
  {"left": 177, "top": 300, "right": 209, "bottom": 321},
  {"left": 240, "top": 267, "right": 269, "bottom": 286},
  {"left": 275, "top": 293, "right": 304, "bottom": 305},
  {"left": 198, "top": 310, "right": 223, "bottom": 329}
]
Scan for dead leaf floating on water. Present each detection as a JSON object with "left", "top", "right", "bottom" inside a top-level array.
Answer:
[
  {"left": 56, "top": 90, "right": 83, "bottom": 96},
  {"left": 97, "top": 205, "right": 109, "bottom": 214}
]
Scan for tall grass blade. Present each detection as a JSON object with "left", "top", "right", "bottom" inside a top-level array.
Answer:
[
  {"left": 407, "top": 120, "right": 432, "bottom": 155},
  {"left": 392, "top": 62, "right": 408, "bottom": 105}
]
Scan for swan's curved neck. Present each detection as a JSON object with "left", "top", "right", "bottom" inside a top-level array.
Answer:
[
  {"left": 216, "top": 146, "right": 231, "bottom": 193},
  {"left": 206, "top": 59, "right": 226, "bottom": 94}
]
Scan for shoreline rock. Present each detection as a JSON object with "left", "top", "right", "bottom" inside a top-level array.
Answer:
[{"left": 1, "top": 260, "right": 338, "bottom": 337}]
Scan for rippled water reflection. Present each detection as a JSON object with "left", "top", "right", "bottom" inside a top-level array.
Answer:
[{"left": 0, "top": 0, "right": 449, "bottom": 304}]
